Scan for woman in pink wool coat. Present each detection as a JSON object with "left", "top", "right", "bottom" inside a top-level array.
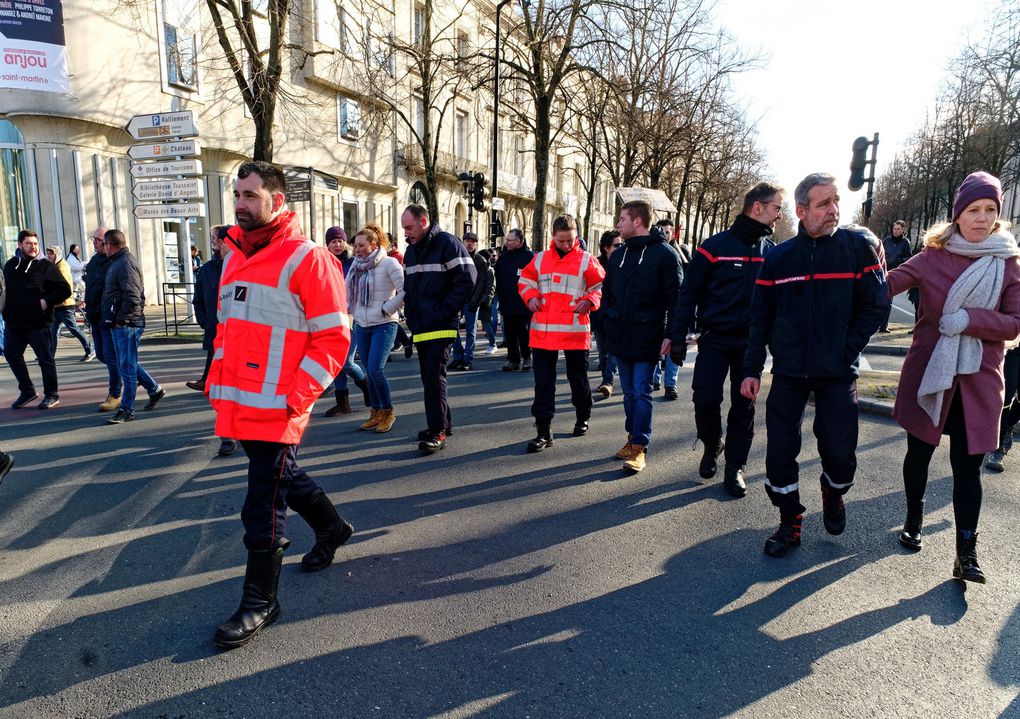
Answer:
[{"left": 886, "top": 171, "right": 1020, "bottom": 584}]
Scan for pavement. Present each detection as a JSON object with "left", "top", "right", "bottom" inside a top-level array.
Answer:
[{"left": 0, "top": 332, "right": 1018, "bottom": 718}]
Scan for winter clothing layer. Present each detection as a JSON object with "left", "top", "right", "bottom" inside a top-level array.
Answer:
[
  {"left": 403, "top": 223, "right": 476, "bottom": 340},
  {"left": 518, "top": 242, "right": 604, "bottom": 351},
  {"left": 83, "top": 253, "right": 111, "bottom": 325},
  {"left": 193, "top": 253, "right": 224, "bottom": 352},
  {"left": 346, "top": 252, "right": 405, "bottom": 329},
  {"left": 2, "top": 255, "right": 71, "bottom": 330},
  {"left": 495, "top": 245, "right": 536, "bottom": 317},
  {"left": 103, "top": 248, "right": 147, "bottom": 327}
]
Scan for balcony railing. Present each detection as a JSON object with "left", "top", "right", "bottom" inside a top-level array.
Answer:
[{"left": 397, "top": 143, "right": 487, "bottom": 180}]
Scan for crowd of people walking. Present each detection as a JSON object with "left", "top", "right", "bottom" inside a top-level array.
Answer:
[{"left": 3, "top": 162, "right": 1018, "bottom": 650}]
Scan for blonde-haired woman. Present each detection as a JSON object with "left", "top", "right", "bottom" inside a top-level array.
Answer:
[
  {"left": 887, "top": 171, "right": 1020, "bottom": 584},
  {"left": 347, "top": 224, "right": 405, "bottom": 432}
]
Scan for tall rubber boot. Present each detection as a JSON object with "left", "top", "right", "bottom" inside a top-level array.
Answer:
[
  {"left": 294, "top": 493, "right": 354, "bottom": 572},
  {"left": 214, "top": 546, "right": 286, "bottom": 649}
]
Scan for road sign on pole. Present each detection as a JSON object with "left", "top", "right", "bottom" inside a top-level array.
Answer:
[
  {"left": 126, "top": 111, "right": 198, "bottom": 140},
  {"left": 132, "top": 178, "right": 205, "bottom": 202},
  {"left": 128, "top": 139, "right": 201, "bottom": 161},
  {"left": 133, "top": 202, "right": 206, "bottom": 220},
  {"left": 130, "top": 159, "right": 203, "bottom": 179}
]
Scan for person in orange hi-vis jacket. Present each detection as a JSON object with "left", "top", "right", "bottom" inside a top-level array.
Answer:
[
  {"left": 207, "top": 161, "right": 353, "bottom": 650},
  {"left": 518, "top": 213, "right": 605, "bottom": 452}
]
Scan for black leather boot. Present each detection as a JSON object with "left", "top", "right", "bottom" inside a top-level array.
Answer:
[
  {"left": 528, "top": 422, "right": 554, "bottom": 452},
  {"left": 293, "top": 493, "right": 354, "bottom": 572},
  {"left": 953, "top": 530, "right": 986, "bottom": 584},
  {"left": 573, "top": 412, "right": 590, "bottom": 437},
  {"left": 214, "top": 546, "right": 286, "bottom": 649},
  {"left": 723, "top": 465, "right": 747, "bottom": 497},
  {"left": 699, "top": 441, "right": 724, "bottom": 479},
  {"left": 353, "top": 376, "right": 371, "bottom": 407},
  {"left": 899, "top": 499, "right": 924, "bottom": 550}
]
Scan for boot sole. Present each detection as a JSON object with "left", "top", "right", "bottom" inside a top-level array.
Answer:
[
  {"left": 953, "top": 567, "right": 987, "bottom": 584},
  {"left": 213, "top": 604, "right": 281, "bottom": 649},
  {"left": 764, "top": 538, "right": 800, "bottom": 557}
]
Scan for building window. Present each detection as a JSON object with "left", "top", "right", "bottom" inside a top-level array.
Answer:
[
  {"left": 342, "top": 201, "right": 359, "bottom": 232},
  {"left": 315, "top": 0, "right": 341, "bottom": 48},
  {"left": 163, "top": 0, "right": 199, "bottom": 89},
  {"left": 512, "top": 134, "right": 522, "bottom": 177},
  {"left": 456, "top": 30, "right": 469, "bottom": 59},
  {"left": 413, "top": 3, "right": 425, "bottom": 44},
  {"left": 339, "top": 97, "right": 361, "bottom": 140},
  {"left": 455, "top": 111, "right": 468, "bottom": 159}
]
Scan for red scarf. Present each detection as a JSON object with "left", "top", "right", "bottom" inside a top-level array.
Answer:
[{"left": 231, "top": 211, "right": 300, "bottom": 257}]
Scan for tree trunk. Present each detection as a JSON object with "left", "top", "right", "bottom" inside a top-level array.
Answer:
[{"left": 531, "top": 97, "right": 553, "bottom": 250}]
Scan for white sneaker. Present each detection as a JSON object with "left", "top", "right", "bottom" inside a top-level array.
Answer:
[{"left": 485, "top": 345, "right": 498, "bottom": 355}]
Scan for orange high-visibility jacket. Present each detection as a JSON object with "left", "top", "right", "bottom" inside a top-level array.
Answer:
[
  {"left": 208, "top": 213, "right": 351, "bottom": 444},
  {"left": 518, "top": 243, "right": 605, "bottom": 350}
]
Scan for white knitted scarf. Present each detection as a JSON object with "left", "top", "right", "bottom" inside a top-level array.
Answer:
[{"left": 917, "top": 229, "right": 1020, "bottom": 424}]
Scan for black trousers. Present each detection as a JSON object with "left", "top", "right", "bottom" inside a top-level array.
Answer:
[
  {"left": 200, "top": 348, "right": 214, "bottom": 382},
  {"left": 239, "top": 440, "right": 324, "bottom": 551},
  {"left": 531, "top": 348, "right": 592, "bottom": 423},
  {"left": 417, "top": 338, "right": 453, "bottom": 434},
  {"left": 691, "top": 332, "right": 754, "bottom": 466},
  {"left": 764, "top": 375, "right": 859, "bottom": 517},
  {"left": 903, "top": 392, "right": 982, "bottom": 531},
  {"left": 502, "top": 313, "right": 531, "bottom": 365},
  {"left": 999, "top": 347, "right": 1020, "bottom": 443},
  {"left": 4, "top": 325, "right": 58, "bottom": 397}
]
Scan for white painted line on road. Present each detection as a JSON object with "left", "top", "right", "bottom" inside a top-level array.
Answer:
[
  {"left": 859, "top": 355, "right": 872, "bottom": 371},
  {"left": 891, "top": 303, "right": 915, "bottom": 317}
]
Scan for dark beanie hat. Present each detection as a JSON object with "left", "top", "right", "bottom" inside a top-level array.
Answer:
[
  {"left": 952, "top": 171, "right": 1002, "bottom": 221},
  {"left": 325, "top": 226, "right": 347, "bottom": 243}
]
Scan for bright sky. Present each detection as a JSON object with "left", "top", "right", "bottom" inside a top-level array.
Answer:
[{"left": 716, "top": 0, "right": 997, "bottom": 223}]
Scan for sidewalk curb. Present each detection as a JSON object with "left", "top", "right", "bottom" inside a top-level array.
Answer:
[
  {"left": 867, "top": 344, "right": 909, "bottom": 357},
  {"left": 858, "top": 398, "right": 895, "bottom": 418}
]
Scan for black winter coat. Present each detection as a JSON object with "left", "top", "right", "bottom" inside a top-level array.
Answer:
[
  {"left": 743, "top": 224, "right": 888, "bottom": 380},
  {"left": 494, "top": 246, "right": 535, "bottom": 316},
  {"left": 193, "top": 254, "right": 224, "bottom": 351},
  {"left": 672, "top": 213, "right": 774, "bottom": 338},
  {"left": 103, "top": 248, "right": 147, "bottom": 327},
  {"left": 2, "top": 255, "right": 71, "bottom": 330},
  {"left": 601, "top": 234, "right": 682, "bottom": 362},
  {"left": 882, "top": 235, "right": 912, "bottom": 271},
  {"left": 466, "top": 252, "right": 490, "bottom": 311},
  {"left": 403, "top": 224, "right": 477, "bottom": 337},
  {"left": 84, "top": 253, "right": 111, "bottom": 325}
]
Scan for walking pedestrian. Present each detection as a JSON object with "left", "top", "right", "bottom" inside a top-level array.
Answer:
[
  {"left": 878, "top": 220, "right": 912, "bottom": 332},
  {"left": 450, "top": 232, "right": 490, "bottom": 371},
  {"left": 210, "top": 161, "right": 355, "bottom": 649},
  {"left": 602, "top": 201, "right": 683, "bottom": 473},
  {"left": 66, "top": 243, "right": 86, "bottom": 294},
  {"left": 740, "top": 173, "right": 887, "bottom": 558},
  {"left": 985, "top": 345, "right": 1020, "bottom": 472},
  {"left": 323, "top": 226, "right": 370, "bottom": 417},
  {"left": 103, "top": 229, "right": 166, "bottom": 423},
  {"left": 477, "top": 249, "right": 498, "bottom": 354},
  {"left": 494, "top": 228, "right": 534, "bottom": 371},
  {"left": 519, "top": 214, "right": 605, "bottom": 452},
  {"left": 45, "top": 244, "right": 94, "bottom": 361},
  {"left": 3, "top": 229, "right": 70, "bottom": 410},
  {"left": 592, "top": 230, "right": 622, "bottom": 398},
  {"left": 887, "top": 171, "right": 1020, "bottom": 584},
  {"left": 84, "top": 228, "right": 122, "bottom": 411},
  {"left": 346, "top": 223, "right": 405, "bottom": 433},
  {"left": 401, "top": 204, "right": 476, "bottom": 453},
  {"left": 672, "top": 181, "right": 783, "bottom": 496}
]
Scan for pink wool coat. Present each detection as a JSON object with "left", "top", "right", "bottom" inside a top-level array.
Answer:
[{"left": 887, "top": 247, "right": 1020, "bottom": 452}]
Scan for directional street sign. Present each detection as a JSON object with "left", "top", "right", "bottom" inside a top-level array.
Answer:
[
  {"left": 129, "top": 159, "right": 203, "bottom": 179},
  {"left": 133, "top": 202, "right": 206, "bottom": 220},
  {"left": 128, "top": 139, "right": 201, "bottom": 161},
  {"left": 132, "top": 178, "right": 205, "bottom": 202},
  {"left": 126, "top": 111, "right": 198, "bottom": 140}
]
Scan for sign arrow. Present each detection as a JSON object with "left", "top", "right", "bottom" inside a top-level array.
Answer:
[
  {"left": 128, "top": 139, "right": 201, "bottom": 161},
  {"left": 126, "top": 110, "right": 198, "bottom": 140}
]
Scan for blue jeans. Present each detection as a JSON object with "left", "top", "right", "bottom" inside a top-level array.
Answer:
[
  {"left": 336, "top": 325, "right": 366, "bottom": 391},
  {"left": 479, "top": 303, "right": 497, "bottom": 347},
  {"left": 50, "top": 306, "right": 91, "bottom": 355},
  {"left": 618, "top": 360, "right": 656, "bottom": 447},
  {"left": 491, "top": 296, "right": 500, "bottom": 340},
  {"left": 452, "top": 305, "right": 478, "bottom": 363},
  {"left": 111, "top": 326, "right": 159, "bottom": 411},
  {"left": 593, "top": 328, "right": 618, "bottom": 387},
  {"left": 652, "top": 355, "right": 679, "bottom": 389},
  {"left": 356, "top": 322, "right": 398, "bottom": 409},
  {"left": 91, "top": 323, "right": 122, "bottom": 395}
]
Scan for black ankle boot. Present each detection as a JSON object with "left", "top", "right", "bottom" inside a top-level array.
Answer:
[
  {"left": 723, "top": 465, "right": 746, "bottom": 497},
  {"left": 353, "top": 376, "right": 371, "bottom": 406},
  {"left": 953, "top": 530, "right": 986, "bottom": 584},
  {"left": 294, "top": 493, "right": 354, "bottom": 572},
  {"left": 699, "top": 441, "right": 724, "bottom": 479},
  {"left": 214, "top": 546, "right": 286, "bottom": 649},
  {"left": 528, "top": 422, "right": 554, "bottom": 452},
  {"left": 899, "top": 499, "right": 924, "bottom": 550},
  {"left": 573, "top": 412, "right": 590, "bottom": 437}
]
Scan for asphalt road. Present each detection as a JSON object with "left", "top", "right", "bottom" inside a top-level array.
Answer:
[{"left": 0, "top": 338, "right": 1017, "bottom": 718}]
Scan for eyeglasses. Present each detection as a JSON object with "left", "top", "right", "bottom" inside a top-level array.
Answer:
[
  {"left": 90, "top": 236, "right": 103, "bottom": 242},
  {"left": 610, "top": 242, "right": 623, "bottom": 248}
]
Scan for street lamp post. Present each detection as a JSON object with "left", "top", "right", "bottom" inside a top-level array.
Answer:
[{"left": 490, "top": 0, "right": 513, "bottom": 248}]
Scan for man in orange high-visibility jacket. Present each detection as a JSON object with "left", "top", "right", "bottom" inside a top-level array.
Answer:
[
  {"left": 208, "top": 161, "right": 354, "bottom": 650},
  {"left": 518, "top": 214, "right": 605, "bottom": 452}
]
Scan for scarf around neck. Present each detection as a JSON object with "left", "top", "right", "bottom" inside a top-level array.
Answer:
[{"left": 347, "top": 247, "right": 383, "bottom": 308}]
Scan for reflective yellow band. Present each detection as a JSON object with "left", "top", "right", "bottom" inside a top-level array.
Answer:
[{"left": 413, "top": 329, "right": 458, "bottom": 342}]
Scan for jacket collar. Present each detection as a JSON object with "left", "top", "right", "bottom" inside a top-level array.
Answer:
[
  {"left": 231, "top": 211, "right": 300, "bottom": 258},
  {"left": 731, "top": 213, "right": 773, "bottom": 244}
]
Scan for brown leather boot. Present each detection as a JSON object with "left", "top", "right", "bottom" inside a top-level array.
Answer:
[
  {"left": 374, "top": 408, "right": 396, "bottom": 433},
  {"left": 360, "top": 408, "right": 382, "bottom": 430},
  {"left": 324, "top": 390, "right": 351, "bottom": 417}
]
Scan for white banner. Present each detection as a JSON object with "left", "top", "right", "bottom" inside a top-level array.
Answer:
[{"left": 0, "top": 0, "right": 69, "bottom": 93}]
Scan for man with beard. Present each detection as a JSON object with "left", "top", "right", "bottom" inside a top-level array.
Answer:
[
  {"left": 878, "top": 220, "right": 912, "bottom": 332},
  {"left": 741, "top": 173, "right": 887, "bottom": 558},
  {"left": 671, "top": 181, "right": 784, "bottom": 497},
  {"left": 84, "top": 227, "right": 123, "bottom": 412},
  {"left": 209, "top": 161, "right": 355, "bottom": 649}
]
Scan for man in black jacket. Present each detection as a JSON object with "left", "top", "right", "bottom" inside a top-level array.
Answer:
[
  {"left": 672, "top": 181, "right": 783, "bottom": 497},
  {"left": 84, "top": 227, "right": 122, "bottom": 412},
  {"left": 3, "top": 229, "right": 71, "bottom": 409},
  {"left": 103, "top": 229, "right": 165, "bottom": 424},
  {"left": 740, "top": 173, "right": 888, "bottom": 558},
  {"left": 450, "top": 232, "right": 489, "bottom": 371},
  {"left": 602, "top": 200, "right": 682, "bottom": 473},
  {"left": 494, "top": 229, "right": 535, "bottom": 371},
  {"left": 878, "top": 220, "right": 912, "bottom": 332},
  {"left": 401, "top": 205, "right": 477, "bottom": 453}
]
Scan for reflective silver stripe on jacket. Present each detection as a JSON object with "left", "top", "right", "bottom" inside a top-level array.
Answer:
[
  {"left": 531, "top": 321, "right": 587, "bottom": 333},
  {"left": 209, "top": 384, "right": 288, "bottom": 409},
  {"left": 300, "top": 356, "right": 334, "bottom": 388}
]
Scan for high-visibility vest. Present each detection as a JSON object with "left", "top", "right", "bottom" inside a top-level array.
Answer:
[
  {"left": 518, "top": 243, "right": 605, "bottom": 350},
  {"left": 208, "top": 215, "right": 351, "bottom": 444}
]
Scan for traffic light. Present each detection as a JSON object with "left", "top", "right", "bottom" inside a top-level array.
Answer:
[
  {"left": 849, "top": 136, "right": 869, "bottom": 191},
  {"left": 472, "top": 172, "right": 486, "bottom": 211}
]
